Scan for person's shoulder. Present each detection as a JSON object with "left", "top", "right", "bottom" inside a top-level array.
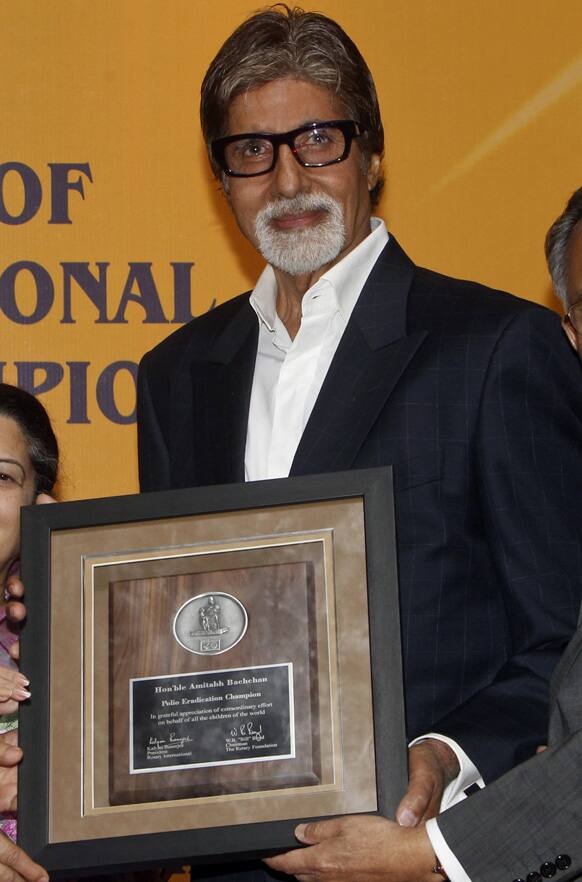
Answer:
[
  {"left": 411, "top": 264, "right": 559, "bottom": 334},
  {"left": 140, "top": 290, "right": 252, "bottom": 371},
  {"left": 382, "top": 234, "right": 558, "bottom": 332}
]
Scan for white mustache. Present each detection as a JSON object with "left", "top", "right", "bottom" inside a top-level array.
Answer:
[{"left": 257, "top": 193, "right": 338, "bottom": 225}]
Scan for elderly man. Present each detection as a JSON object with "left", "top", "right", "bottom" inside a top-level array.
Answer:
[
  {"left": 267, "top": 188, "right": 582, "bottom": 882},
  {"left": 137, "top": 4, "right": 582, "bottom": 857}
]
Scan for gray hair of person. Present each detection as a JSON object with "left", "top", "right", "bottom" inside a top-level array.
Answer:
[
  {"left": 200, "top": 4, "right": 385, "bottom": 206},
  {"left": 545, "top": 186, "right": 582, "bottom": 305}
]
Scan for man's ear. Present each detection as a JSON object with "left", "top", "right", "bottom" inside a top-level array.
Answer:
[
  {"left": 561, "top": 314, "right": 578, "bottom": 352},
  {"left": 221, "top": 173, "right": 231, "bottom": 199},
  {"left": 366, "top": 153, "right": 381, "bottom": 192}
]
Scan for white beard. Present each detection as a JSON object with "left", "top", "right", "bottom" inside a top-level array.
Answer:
[{"left": 254, "top": 193, "right": 346, "bottom": 276}]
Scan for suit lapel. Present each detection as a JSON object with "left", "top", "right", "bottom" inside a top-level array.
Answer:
[
  {"left": 191, "top": 299, "right": 258, "bottom": 485},
  {"left": 291, "top": 236, "right": 426, "bottom": 476}
]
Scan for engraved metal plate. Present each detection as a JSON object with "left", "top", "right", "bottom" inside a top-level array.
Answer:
[{"left": 173, "top": 592, "right": 248, "bottom": 655}]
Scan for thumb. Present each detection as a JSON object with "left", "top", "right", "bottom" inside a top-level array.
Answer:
[
  {"left": 396, "top": 777, "right": 433, "bottom": 827},
  {"left": 295, "top": 819, "right": 339, "bottom": 844},
  {"left": 36, "top": 493, "right": 57, "bottom": 505}
]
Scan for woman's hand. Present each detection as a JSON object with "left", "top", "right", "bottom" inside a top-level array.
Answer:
[
  {"left": 0, "top": 731, "right": 20, "bottom": 812},
  {"left": 0, "top": 667, "right": 29, "bottom": 716},
  {"left": 4, "top": 492, "right": 56, "bottom": 661}
]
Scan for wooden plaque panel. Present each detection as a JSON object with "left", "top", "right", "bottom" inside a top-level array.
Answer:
[{"left": 106, "top": 561, "right": 322, "bottom": 804}]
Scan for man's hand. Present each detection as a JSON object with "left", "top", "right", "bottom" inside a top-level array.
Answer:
[
  {"left": 263, "top": 815, "right": 436, "bottom": 882},
  {"left": 0, "top": 667, "right": 30, "bottom": 716},
  {"left": 395, "top": 739, "right": 460, "bottom": 827},
  {"left": 0, "top": 731, "right": 20, "bottom": 812},
  {"left": 0, "top": 831, "right": 48, "bottom": 882}
]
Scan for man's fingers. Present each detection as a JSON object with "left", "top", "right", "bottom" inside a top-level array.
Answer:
[
  {"left": 264, "top": 849, "right": 328, "bottom": 882},
  {"left": 396, "top": 775, "right": 433, "bottom": 826},
  {"left": 0, "top": 832, "right": 48, "bottom": 882},
  {"left": 396, "top": 741, "right": 457, "bottom": 826},
  {"left": 395, "top": 776, "right": 432, "bottom": 827},
  {"left": 264, "top": 850, "right": 312, "bottom": 876},
  {"left": 295, "top": 819, "right": 342, "bottom": 844},
  {"left": 396, "top": 748, "right": 435, "bottom": 826},
  {"left": 264, "top": 827, "right": 339, "bottom": 877}
]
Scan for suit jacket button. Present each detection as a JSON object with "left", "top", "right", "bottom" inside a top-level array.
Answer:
[
  {"left": 527, "top": 874, "right": 542, "bottom": 882},
  {"left": 555, "top": 856, "right": 571, "bottom": 871},
  {"left": 512, "top": 878, "right": 526, "bottom": 882},
  {"left": 540, "top": 863, "right": 556, "bottom": 878}
]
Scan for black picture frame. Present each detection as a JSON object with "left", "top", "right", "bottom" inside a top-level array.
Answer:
[{"left": 18, "top": 468, "right": 406, "bottom": 878}]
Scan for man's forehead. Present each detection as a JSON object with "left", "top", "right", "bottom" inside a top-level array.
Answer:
[{"left": 226, "top": 78, "right": 345, "bottom": 134}]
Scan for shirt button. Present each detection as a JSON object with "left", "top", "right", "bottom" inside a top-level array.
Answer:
[
  {"left": 555, "top": 856, "right": 571, "bottom": 871},
  {"left": 540, "top": 863, "right": 556, "bottom": 878}
]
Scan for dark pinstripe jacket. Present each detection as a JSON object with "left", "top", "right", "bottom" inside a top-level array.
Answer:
[
  {"left": 438, "top": 612, "right": 582, "bottom": 881},
  {"left": 137, "top": 235, "right": 582, "bottom": 785}
]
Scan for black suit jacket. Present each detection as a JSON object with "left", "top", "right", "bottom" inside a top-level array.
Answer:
[{"left": 138, "top": 236, "right": 582, "bottom": 784}]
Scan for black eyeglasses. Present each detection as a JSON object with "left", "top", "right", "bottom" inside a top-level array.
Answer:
[
  {"left": 211, "top": 119, "right": 366, "bottom": 178},
  {"left": 566, "top": 296, "right": 582, "bottom": 332}
]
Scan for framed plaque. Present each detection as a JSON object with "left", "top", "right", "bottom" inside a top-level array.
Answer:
[{"left": 18, "top": 468, "right": 406, "bottom": 877}]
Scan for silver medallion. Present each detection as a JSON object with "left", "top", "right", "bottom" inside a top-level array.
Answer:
[{"left": 172, "top": 591, "right": 248, "bottom": 655}]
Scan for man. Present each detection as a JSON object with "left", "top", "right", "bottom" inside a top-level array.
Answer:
[
  {"left": 137, "top": 5, "right": 582, "bottom": 841},
  {"left": 266, "top": 188, "right": 582, "bottom": 882}
]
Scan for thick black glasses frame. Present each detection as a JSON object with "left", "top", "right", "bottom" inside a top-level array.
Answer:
[{"left": 212, "top": 119, "right": 365, "bottom": 178}]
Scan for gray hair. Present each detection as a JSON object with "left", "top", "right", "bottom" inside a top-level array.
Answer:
[
  {"left": 545, "top": 186, "right": 582, "bottom": 305},
  {"left": 200, "top": 4, "right": 385, "bottom": 206}
]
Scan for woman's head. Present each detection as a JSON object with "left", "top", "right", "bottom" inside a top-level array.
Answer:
[
  {"left": 0, "top": 384, "right": 58, "bottom": 496},
  {"left": 0, "top": 385, "right": 58, "bottom": 583}
]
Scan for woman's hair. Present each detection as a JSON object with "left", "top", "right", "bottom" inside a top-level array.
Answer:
[
  {"left": 200, "top": 4, "right": 385, "bottom": 206},
  {"left": 0, "top": 384, "right": 59, "bottom": 494}
]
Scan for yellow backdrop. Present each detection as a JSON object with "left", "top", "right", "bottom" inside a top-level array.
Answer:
[{"left": 2, "top": 0, "right": 581, "bottom": 500}]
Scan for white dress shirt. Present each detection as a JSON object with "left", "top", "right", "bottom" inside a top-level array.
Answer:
[
  {"left": 427, "top": 816, "right": 472, "bottom": 882},
  {"left": 243, "top": 218, "right": 483, "bottom": 860},
  {"left": 245, "top": 217, "right": 388, "bottom": 480}
]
